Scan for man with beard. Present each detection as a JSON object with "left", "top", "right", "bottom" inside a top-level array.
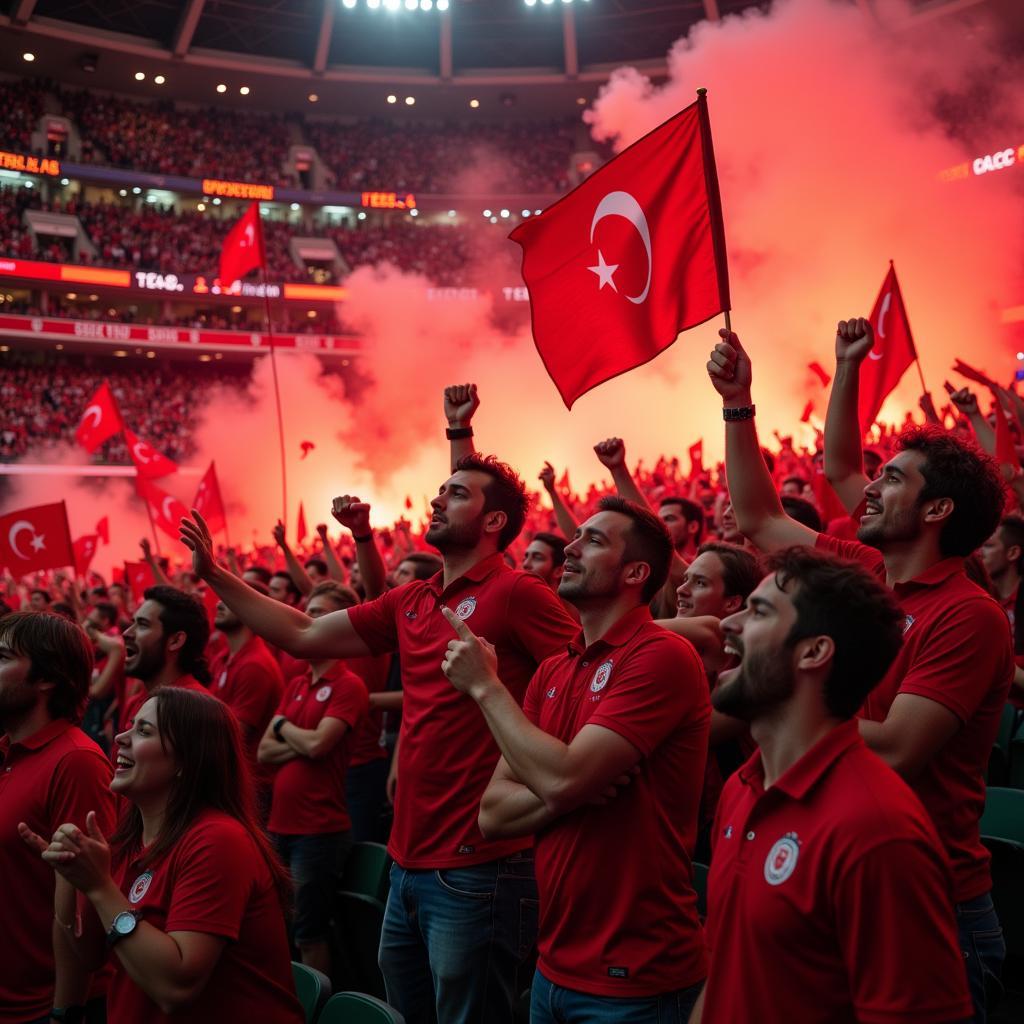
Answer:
[
  {"left": 521, "top": 532, "right": 568, "bottom": 590},
  {"left": 180, "top": 452, "right": 577, "bottom": 1024},
  {"left": 692, "top": 547, "right": 972, "bottom": 1023},
  {"left": 442, "top": 497, "right": 710, "bottom": 1023},
  {"left": 707, "top": 320, "right": 1012, "bottom": 1021},
  {"left": 0, "top": 612, "right": 116, "bottom": 1024},
  {"left": 119, "top": 585, "right": 211, "bottom": 728}
]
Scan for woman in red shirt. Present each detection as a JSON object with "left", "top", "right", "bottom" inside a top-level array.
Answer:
[{"left": 20, "top": 687, "right": 303, "bottom": 1024}]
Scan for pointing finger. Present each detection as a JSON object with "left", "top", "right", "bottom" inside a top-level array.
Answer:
[{"left": 441, "top": 605, "right": 476, "bottom": 641}]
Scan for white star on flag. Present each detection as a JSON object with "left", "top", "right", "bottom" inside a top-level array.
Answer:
[
  {"left": 587, "top": 250, "right": 619, "bottom": 292},
  {"left": 30, "top": 533, "right": 46, "bottom": 552}
]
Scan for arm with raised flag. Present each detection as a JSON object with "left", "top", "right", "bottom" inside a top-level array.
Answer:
[
  {"left": 139, "top": 537, "right": 171, "bottom": 587},
  {"left": 946, "top": 384, "right": 995, "bottom": 453},
  {"left": 823, "top": 318, "right": 874, "bottom": 513},
  {"left": 706, "top": 329, "right": 816, "bottom": 553},
  {"left": 444, "top": 383, "right": 479, "bottom": 473},
  {"left": 180, "top": 510, "right": 372, "bottom": 660}
]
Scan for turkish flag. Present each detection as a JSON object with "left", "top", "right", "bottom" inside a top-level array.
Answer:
[
  {"left": 136, "top": 478, "right": 189, "bottom": 540},
  {"left": 73, "top": 534, "right": 100, "bottom": 575},
  {"left": 219, "top": 201, "right": 265, "bottom": 285},
  {"left": 125, "top": 428, "right": 178, "bottom": 479},
  {"left": 96, "top": 516, "right": 110, "bottom": 545},
  {"left": 75, "top": 381, "right": 122, "bottom": 453},
  {"left": 193, "top": 462, "right": 227, "bottom": 535},
  {"left": 297, "top": 502, "right": 308, "bottom": 545},
  {"left": 688, "top": 440, "right": 703, "bottom": 476},
  {"left": 124, "top": 561, "right": 156, "bottom": 602},
  {"left": 0, "top": 501, "right": 74, "bottom": 575},
  {"left": 800, "top": 400, "right": 815, "bottom": 423},
  {"left": 859, "top": 263, "right": 917, "bottom": 433},
  {"left": 510, "top": 95, "right": 729, "bottom": 408}
]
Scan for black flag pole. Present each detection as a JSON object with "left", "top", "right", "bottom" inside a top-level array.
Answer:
[{"left": 258, "top": 245, "right": 289, "bottom": 532}]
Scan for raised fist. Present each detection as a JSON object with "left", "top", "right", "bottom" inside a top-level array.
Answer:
[
  {"left": 707, "top": 329, "right": 753, "bottom": 404},
  {"left": 443, "top": 383, "right": 480, "bottom": 427},
  {"left": 594, "top": 437, "right": 626, "bottom": 471},
  {"left": 271, "top": 521, "right": 286, "bottom": 547},
  {"left": 835, "top": 317, "right": 874, "bottom": 364},
  {"left": 332, "top": 495, "right": 372, "bottom": 537},
  {"left": 538, "top": 461, "right": 556, "bottom": 491}
]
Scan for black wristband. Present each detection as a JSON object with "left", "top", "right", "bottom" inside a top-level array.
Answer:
[
  {"left": 723, "top": 405, "right": 756, "bottom": 422},
  {"left": 273, "top": 716, "right": 287, "bottom": 740},
  {"left": 352, "top": 532, "right": 373, "bottom": 543},
  {"left": 445, "top": 426, "right": 474, "bottom": 440},
  {"left": 50, "top": 1007, "right": 87, "bottom": 1023}
]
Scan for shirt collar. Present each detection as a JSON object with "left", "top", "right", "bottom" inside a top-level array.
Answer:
[
  {"left": 425, "top": 551, "right": 507, "bottom": 596},
  {"left": 0, "top": 718, "right": 74, "bottom": 759},
  {"left": 892, "top": 557, "right": 965, "bottom": 595},
  {"left": 567, "top": 604, "right": 653, "bottom": 658},
  {"left": 738, "top": 719, "right": 861, "bottom": 801}
]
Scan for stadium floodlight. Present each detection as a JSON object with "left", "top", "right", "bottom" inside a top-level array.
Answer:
[
  {"left": 22, "top": 52, "right": 35, "bottom": 62},
  {"left": 367, "top": 0, "right": 381, "bottom": 9},
  {"left": 154, "top": 75, "right": 166, "bottom": 84},
  {"left": 23, "top": 180, "right": 33, "bottom": 189},
  {"left": 216, "top": 83, "right": 227, "bottom": 93},
  {"left": 410, "top": 208, "right": 418, "bottom": 217},
  {"left": 60, "top": 178, "right": 70, "bottom": 186},
  {"left": 384, "top": 0, "right": 400, "bottom": 10},
  {"left": 469, "top": 99, "right": 480, "bottom": 108},
  {"left": 342, "top": 0, "right": 357, "bottom": 6},
  {"left": 290, "top": 202, "right": 300, "bottom": 211},
  {"left": 405, "top": 0, "right": 418, "bottom": 9},
  {"left": 421, "top": 0, "right": 433, "bottom": 8},
  {"left": 357, "top": 211, "right": 367, "bottom": 220},
  {"left": 437, "top": 0, "right": 449, "bottom": 9},
  {"left": 483, "top": 209, "right": 492, "bottom": 217},
  {"left": 119, "top": 189, "right": 128, "bottom": 197},
  {"left": 134, "top": 72, "right": 145, "bottom": 81},
  {"left": 521, "top": 209, "right": 530, "bottom": 217},
  {"left": 405, "top": 95, "right": 415, "bottom": 105},
  {"left": 499, "top": 209, "right": 510, "bottom": 218},
  {"left": 239, "top": 86, "right": 250, "bottom": 95},
  {"left": 489, "top": 216, "right": 498, "bottom": 223},
  {"left": 448, "top": 210, "right": 456, "bottom": 217},
  {"left": 132, "top": 186, "right": 142, "bottom": 194},
  {"left": 387, "top": 94, "right": 397, "bottom": 104},
  {"left": 525, "top": 0, "right": 537, "bottom": 5},
  {"left": 212, "top": 197, "right": 222, "bottom": 205}
]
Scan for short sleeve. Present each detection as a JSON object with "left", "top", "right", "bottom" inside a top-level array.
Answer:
[
  {"left": 507, "top": 574, "right": 578, "bottom": 664},
  {"left": 48, "top": 745, "right": 117, "bottom": 835},
  {"left": 586, "top": 635, "right": 710, "bottom": 756},
  {"left": 815, "top": 533, "right": 885, "bottom": 579},
  {"left": 836, "top": 839, "right": 973, "bottom": 1022},
  {"left": 324, "top": 670, "right": 369, "bottom": 730},
  {"left": 522, "top": 662, "right": 551, "bottom": 726},
  {"left": 898, "top": 598, "right": 1012, "bottom": 721},
  {"left": 346, "top": 586, "right": 405, "bottom": 656},
  {"left": 164, "top": 820, "right": 260, "bottom": 939}
]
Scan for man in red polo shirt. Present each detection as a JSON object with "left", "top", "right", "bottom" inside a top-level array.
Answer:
[
  {"left": 707, "top": 320, "right": 1012, "bottom": 1021},
  {"left": 120, "top": 585, "right": 212, "bottom": 728},
  {"left": 1, "top": 611, "right": 116, "bottom": 1024},
  {"left": 442, "top": 497, "right": 710, "bottom": 1023},
  {"left": 980, "top": 515, "right": 1024, "bottom": 709},
  {"left": 693, "top": 547, "right": 972, "bottom": 1023},
  {"left": 180, "top": 452, "right": 577, "bottom": 1024}
]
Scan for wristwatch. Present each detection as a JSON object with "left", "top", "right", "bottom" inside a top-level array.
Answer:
[
  {"left": 273, "top": 715, "right": 287, "bottom": 740},
  {"left": 50, "top": 1007, "right": 87, "bottom": 1023},
  {"left": 106, "top": 909, "right": 139, "bottom": 946}
]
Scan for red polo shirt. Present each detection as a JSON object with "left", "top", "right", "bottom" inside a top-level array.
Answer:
[
  {"left": 210, "top": 634, "right": 284, "bottom": 787},
  {"left": 107, "top": 810, "right": 303, "bottom": 1024},
  {"left": 120, "top": 675, "right": 208, "bottom": 732},
  {"left": 0, "top": 721, "right": 116, "bottom": 1023},
  {"left": 267, "top": 662, "right": 368, "bottom": 835},
  {"left": 523, "top": 607, "right": 709, "bottom": 997},
  {"left": 347, "top": 553, "right": 578, "bottom": 868},
  {"left": 817, "top": 534, "right": 1013, "bottom": 901},
  {"left": 703, "top": 720, "right": 972, "bottom": 1024}
]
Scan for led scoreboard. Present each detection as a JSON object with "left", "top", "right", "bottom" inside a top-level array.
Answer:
[{"left": 360, "top": 191, "right": 417, "bottom": 210}]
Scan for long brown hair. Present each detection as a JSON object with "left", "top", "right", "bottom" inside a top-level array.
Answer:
[{"left": 109, "top": 687, "right": 290, "bottom": 907}]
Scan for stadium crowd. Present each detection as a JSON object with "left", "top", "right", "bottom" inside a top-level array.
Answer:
[{"left": 3, "top": 318, "right": 1024, "bottom": 1023}]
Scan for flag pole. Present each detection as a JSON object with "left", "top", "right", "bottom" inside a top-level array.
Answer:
[
  {"left": 142, "top": 497, "right": 162, "bottom": 556},
  {"left": 259, "top": 256, "right": 289, "bottom": 531}
]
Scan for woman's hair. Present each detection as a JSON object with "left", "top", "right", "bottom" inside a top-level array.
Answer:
[{"left": 110, "top": 687, "right": 290, "bottom": 907}]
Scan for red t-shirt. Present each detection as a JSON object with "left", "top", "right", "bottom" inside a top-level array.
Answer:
[
  {"left": 0, "top": 721, "right": 116, "bottom": 1023},
  {"left": 524, "top": 608, "right": 709, "bottom": 997},
  {"left": 267, "top": 662, "right": 369, "bottom": 835},
  {"left": 210, "top": 634, "right": 284, "bottom": 787},
  {"left": 347, "top": 553, "right": 578, "bottom": 868},
  {"left": 345, "top": 653, "right": 390, "bottom": 767},
  {"left": 703, "top": 721, "right": 972, "bottom": 1024},
  {"left": 106, "top": 810, "right": 303, "bottom": 1024},
  {"left": 817, "top": 534, "right": 1013, "bottom": 901},
  {"left": 120, "top": 675, "right": 209, "bottom": 732}
]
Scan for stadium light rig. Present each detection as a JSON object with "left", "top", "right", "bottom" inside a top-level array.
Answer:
[
  {"left": 343, "top": 0, "right": 449, "bottom": 10},
  {"left": 525, "top": 0, "right": 589, "bottom": 4}
]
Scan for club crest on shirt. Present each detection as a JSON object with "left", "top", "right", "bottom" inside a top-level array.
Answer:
[
  {"left": 129, "top": 871, "right": 153, "bottom": 904},
  {"left": 315, "top": 685, "right": 332, "bottom": 702},
  {"left": 903, "top": 614, "right": 915, "bottom": 635},
  {"left": 217, "top": 670, "right": 228, "bottom": 690},
  {"left": 764, "top": 833, "right": 800, "bottom": 886},
  {"left": 454, "top": 597, "right": 477, "bottom": 621},
  {"left": 590, "top": 659, "right": 613, "bottom": 692},
  {"left": 546, "top": 686, "right": 558, "bottom": 699}
]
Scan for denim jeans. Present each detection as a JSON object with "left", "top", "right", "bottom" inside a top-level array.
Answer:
[
  {"left": 530, "top": 969, "right": 703, "bottom": 1024},
  {"left": 378, "top": 853, "right": 538, "bottom": 1024},
  {"left": 956, "top": 891, "right": 1005, "bottom": 1024},
  {"left": 273, "top": 830, "right": 353, "bottom": 945}
]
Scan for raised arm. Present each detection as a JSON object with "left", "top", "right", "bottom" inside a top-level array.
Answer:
[
  {"left": 331, "top": 495, "right": 387, "bottom": 600},
  {"left": 946, "top": 384, "right": 995, "bottom": 453},
  {"left": 538, "top": 461, "right": 578, "bottom": 538},
  {"left": 180, "top": 511, "right": 370, "bottom": 660},
  {"left": 272, "top": 520, "right": 314, "bottom": 597},
  {"left": 86, "top": 626, "right": 125, "bottom": 701},
  {"left": 139, "top": 538, "right": 171, "bottom": 587},
  {"left": 314, "top": 523, "right": 347, "bottom": 582},
  {"left": 444, "top": 382, "right": 480, "bottom": 472},
  {"left": 823, "top": 318, "right": 873, "bottom": 513},
  {"left": 707, "top": 329, "right": 817, "bottom": 553},
  {"left": 593, "top": 437, "right": 650, "bottom": 509}
]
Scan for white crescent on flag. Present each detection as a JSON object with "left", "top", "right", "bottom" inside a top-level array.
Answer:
[
  {"left": 589, "top": 191, "right": 653, "bottom": 305},
  {"left": 8, "top": 520, "right": 35, "bottom": 560},
  {"left": 133, "top": 442, "right": 154, "bottom": 464},
  {"left": 162, "top": 497, "right": 178, "bottom": 522},
  {"left": 869, "top": 292, "right": 892, "bottom": 361},
  {"left": 81, "top": 405, "right": 103, "bottom": 429}
]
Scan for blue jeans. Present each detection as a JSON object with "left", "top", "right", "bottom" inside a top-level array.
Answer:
[
  {"left": 273, "top": 830, "right": 352, "bottom": 946},
  {"left": 378, "top": 853, "right": 538, "bottom": 1024},
  {"left": 956, "top": 891, "right": 1005, "bottom": 1024},
  {"left": 530, "top": 969, "right": 703, "bottom": 1024}
]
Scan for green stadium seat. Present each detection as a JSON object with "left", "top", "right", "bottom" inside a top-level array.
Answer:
[
  {"left": 331, "top": 891, "right": 387, "bottom": 1000},
  {"left": 292, "top": 961, "right": 331, "bottom": 1024},
  {"left": 340, "top": 842, "right": 392, "bottom": 903},
  {"left": 981, "top": 786, "right": 1024, "bottom": 845},
  {"left": 692, "top": 861, "right": 709, "bottom": 921},
  {"left": 980, "top": 787, "right": 1024, "bottom": 963},
  {"left": 1010, "top": 733, "right": 1024, "bottom": 790},
  {"left": 318, "top": 992, "right": 406, "bottom": 1024},
  {"left": 987, "top": 704, "right": 1018, "bottom": 785}
]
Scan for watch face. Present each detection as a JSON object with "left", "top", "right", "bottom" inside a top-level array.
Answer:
[{"left": 114, "top": 911, "right": 136, "bottom": 934}]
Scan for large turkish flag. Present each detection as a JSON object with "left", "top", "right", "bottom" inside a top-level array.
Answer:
[
  {"left": 859, "top": 263, "right": 917, "bottom": 433},
  {"left": 0, "top": 501, "right": 74, "bottom": 575},
  {"left": 193, "top": 462, "right": 227, "bottom": 535},
  {"left": 75, "top": 381, "right": 122, "bottom": 453},
  {"left": 510, "top": 94, "right": 730, "bottom": 408},
  {"left": 219, "top": 201, "right": 265, "bottom": 285},
  {"left": 136, "top": 478, "right": 189, "bottom": 540},
  {"left": 125, "top": 428, "right": 178, "bottom": 479}
]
